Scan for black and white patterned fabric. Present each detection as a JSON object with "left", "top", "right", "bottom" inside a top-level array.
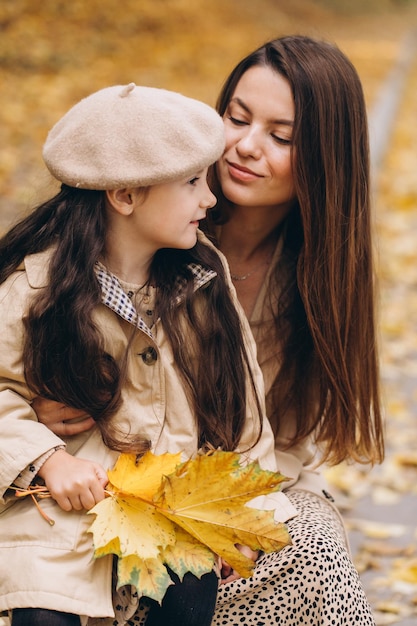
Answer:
[
  {"left": 212, "top": 490, "right": 375, "bottom": 625},
  {"left": 94, "top": 260, "right": 216, "bottom": 333}
]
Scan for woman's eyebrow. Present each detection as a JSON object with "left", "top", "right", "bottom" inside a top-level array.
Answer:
[
  {"left": 230, "top": 96, "right": 251, "bottom": 114},
  {"left": 230, "top": 96, "right": 294, "bottom": 126}
]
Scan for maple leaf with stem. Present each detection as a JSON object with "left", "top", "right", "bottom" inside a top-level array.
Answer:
[{"left": 87, "top": 450, "right": 292, "bottom": 603}]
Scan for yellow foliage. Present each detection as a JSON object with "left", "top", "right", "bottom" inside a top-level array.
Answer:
[
  {"left": 90, "top": 494, "right": 177, "bottom": 560},
  {"left": 88, "top": 450, "right": 291, "bottom": 602},
  {"left": 154, "top": 452, "right": 290, "bottom": 576},
  {"left": 107, "top": 450, "right": 182, "bottom": 501}
]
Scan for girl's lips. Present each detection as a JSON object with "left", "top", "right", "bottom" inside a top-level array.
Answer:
[{"left": 227, "top": 161, "right": 262, "bottom": 181}]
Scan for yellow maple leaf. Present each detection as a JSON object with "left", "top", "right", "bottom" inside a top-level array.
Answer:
[
  {"left": 88, "top": 450, "right": 291, "bottom": 602},
  {"left": 153, "top": 451, "right": 291, "bottom": 576},
  {"left": 108, "top": 450, "right": 182, "bottom": 500},
  {"left": 161, "top": 524, "right": 215, "bottom": 580},
  {"left": 89, "top": 492, "right": 176, "bottom": 560},
  {"left": 117, "top": 555, "right": 173, "bottom": 603}
]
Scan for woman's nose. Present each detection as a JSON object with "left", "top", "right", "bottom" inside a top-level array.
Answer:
[{"left": 236, "top": 127, "right": 262, "bottom": 159}]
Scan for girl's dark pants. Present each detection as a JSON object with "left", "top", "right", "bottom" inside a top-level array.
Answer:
[{"left": 10, "top": 569, "right": 218, "bottom": 626}]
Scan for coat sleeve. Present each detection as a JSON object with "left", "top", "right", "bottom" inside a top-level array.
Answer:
[{"left": 0, "top": 271, "right": 65, "bottom": 503}]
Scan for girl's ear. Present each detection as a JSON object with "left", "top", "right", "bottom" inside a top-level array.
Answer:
[{"left": 105, "top": 188, "right": 135, "bottom": 216}]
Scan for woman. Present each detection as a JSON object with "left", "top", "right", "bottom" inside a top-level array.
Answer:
[
  {"left": 0, "top": 83, "right": 291, "bottom": 626},
  {"left": 203, "top": 34, "right": 383, "bottom": 625},
  {"left": 36, "top": 36, "right": 384, "bottom": 624}
]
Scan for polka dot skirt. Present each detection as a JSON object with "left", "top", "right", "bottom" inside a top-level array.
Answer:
[
  {"left": 213, "top": 489, "right": 375, "bottom": 625},
  {"left": 98, "top": 489, "right": 375, "bottom": 625}
]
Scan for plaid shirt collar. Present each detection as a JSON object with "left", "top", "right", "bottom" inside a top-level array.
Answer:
[{"left": 94, "top": 260, "right": 216, "bottom": 337}]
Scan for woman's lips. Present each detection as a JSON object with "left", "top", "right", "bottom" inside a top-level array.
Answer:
[{"left": 226, "top": 161, "right": 263, "bottom": 181}]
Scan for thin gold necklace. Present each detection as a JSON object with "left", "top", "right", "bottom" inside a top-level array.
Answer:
[{"left": 230, "top": 250, "right": 274, "bottom": 281}]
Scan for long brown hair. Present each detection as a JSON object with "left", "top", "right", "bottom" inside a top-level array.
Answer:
[
  {"left": 0, "top": 184, "right": 262, "bottom": 453},
  {"left": 204, "top": 35, "right": 383, "bottom": 465}
]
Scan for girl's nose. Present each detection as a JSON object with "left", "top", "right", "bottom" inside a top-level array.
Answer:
[{"left": 201, "top": 185, "right": 217, "bottom": 210}]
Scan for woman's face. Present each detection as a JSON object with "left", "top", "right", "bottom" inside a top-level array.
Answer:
[{"left": 217, "top": 65, "right": 296, "bottom": 212}]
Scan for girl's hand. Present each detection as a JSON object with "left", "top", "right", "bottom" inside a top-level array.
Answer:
[
  {"left": 37, "top": 449, "right": 108, "bottom": 512},
  {"left": 32, "top": 396, "right": 96, "bottom": 436},
  {"left": 220, "top": 544, "right": 260, "bottom": 585}
]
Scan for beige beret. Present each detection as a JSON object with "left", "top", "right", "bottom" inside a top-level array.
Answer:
[{"left": 42, "top": 83, "right": 225, "bottom": 190}]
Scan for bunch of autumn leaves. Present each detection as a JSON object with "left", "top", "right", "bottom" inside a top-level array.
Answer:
[{"left": 88, "top": 450, "right": 292, "bottom": 602}]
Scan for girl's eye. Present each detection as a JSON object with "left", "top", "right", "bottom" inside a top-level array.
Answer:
[{"left": 188, "top": 176, "right": 200, "bottom": 186}]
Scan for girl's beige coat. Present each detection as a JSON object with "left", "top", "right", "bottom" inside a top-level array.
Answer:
[{"left": 0, "top": 239, "right": 279, "bottom": 619}]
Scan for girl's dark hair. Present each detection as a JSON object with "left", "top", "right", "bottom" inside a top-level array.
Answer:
[
  {"left": 204, "top": 35, "right": 383, "bottom": 466},
  {"left": 0, "top": 184, "right": 262, "bottom": 453}
]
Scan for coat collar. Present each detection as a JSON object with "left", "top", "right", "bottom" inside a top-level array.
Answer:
[
  {"left": 94, "top": 260, "right": 216, "bottom": 335},
  {"left": 21, "top": 248, "right": 55, "bottom": 289}
]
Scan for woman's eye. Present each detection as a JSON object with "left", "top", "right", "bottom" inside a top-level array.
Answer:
[
  {"left": 188, "top": 176, "right": 200, "bottom": 186},
  {"left": 272, "top": 134, "right": 292, "bottom": 146},
  {"left": 228, "top": 115, "right": 248, "bottom": 126}
]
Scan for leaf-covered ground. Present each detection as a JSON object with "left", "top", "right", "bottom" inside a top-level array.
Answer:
[
  {"left": 0, "top": 0, "right": 415, "bottom": 227},
  {"left": 1, "top": 2, "right": 417, "bottom": 624},
  {"left": 325, "top": 31, "right": 417, "bottom": 625}
]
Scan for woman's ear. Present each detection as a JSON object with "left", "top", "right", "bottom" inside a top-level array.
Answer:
[{"left": 105, "top": 188, "right": 135, "bottom": 216}]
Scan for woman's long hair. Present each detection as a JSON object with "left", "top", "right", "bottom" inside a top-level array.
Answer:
[
  {"left": 0, "top": 184, "right": 262, "bottom": 452},
  {"left": 204, "top": 35, "right": 383, "bottom": 465}
]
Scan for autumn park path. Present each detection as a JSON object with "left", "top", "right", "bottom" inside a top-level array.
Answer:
[{"left": 326, "top": 28, "right": 417, "bottom": 626}]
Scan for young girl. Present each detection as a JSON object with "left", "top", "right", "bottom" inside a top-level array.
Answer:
[{"left": 0, "top": 83, "right": 291, "bottom": 626}]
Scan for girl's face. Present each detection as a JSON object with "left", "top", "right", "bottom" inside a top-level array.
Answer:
[
  {"left": 217, "top": 65, "right": 296, "bottom": 212},
  {"left": 131, "top": 168, "right": 216, "bottom": 251}
]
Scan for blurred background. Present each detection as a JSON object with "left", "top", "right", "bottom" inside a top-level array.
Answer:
[{"left": 1, "top": 1, "right": 417, "bottom": 624}]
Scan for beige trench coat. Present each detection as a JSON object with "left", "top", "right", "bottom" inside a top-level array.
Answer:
[{"left": 0, "top": 236, "right": 288, "bottom": 619}]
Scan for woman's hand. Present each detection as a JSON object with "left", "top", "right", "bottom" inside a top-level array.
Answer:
[
  {"left": 220, "top": 544, "right": 260, "bottom": 585},
  {"left": 37, "top": 449, "right": 108, "bottom": 511},
  {"left": 32, "top": 396, "right": 95, "bottom": 436}
]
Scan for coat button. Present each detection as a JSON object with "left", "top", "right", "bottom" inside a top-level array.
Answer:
[{"left": 140, "top": 346, "right": 158, "bottom": 365}]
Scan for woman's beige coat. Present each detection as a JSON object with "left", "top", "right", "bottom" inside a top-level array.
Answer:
[{"left": 0, "top": 240, "right": 284, "bottom": 620}]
